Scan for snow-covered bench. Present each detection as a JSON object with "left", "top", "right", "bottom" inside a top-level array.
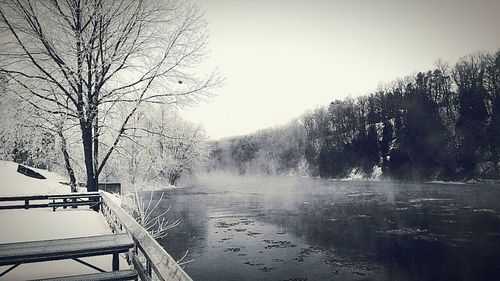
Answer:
[{"left": 0, "top": 233, "right": 135, "bottom": 279}]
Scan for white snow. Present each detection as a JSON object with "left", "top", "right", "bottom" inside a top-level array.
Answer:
[
  {"left": 341, "top": 166, "right": 382, "bottom": 181},
  {"left": 0, "top": 161, "right": 129, "bottom": 280},
  {"left": 371, "top": 165, "right": 383, "bottom": 180},
  {"left": 342, "top": 167, "right": 364, "bottom": 181},
  {"left": 427, "top": 180, "right": 466, "bottom": 185},
  {"left": 0, "top": 161, "right": 70, "bottom": 195}
]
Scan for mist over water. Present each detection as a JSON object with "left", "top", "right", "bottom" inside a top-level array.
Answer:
[{"left": 149, "top": 173, "right": 500, "bottom": 281}]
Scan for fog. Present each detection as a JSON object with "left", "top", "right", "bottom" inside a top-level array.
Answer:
[{"left": 153, "top": 173, "right": 500, "bottom": 281}]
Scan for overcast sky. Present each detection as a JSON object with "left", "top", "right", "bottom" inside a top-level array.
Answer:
[{"left": 181, "top": 0, "right": 500, "bottom": 140}]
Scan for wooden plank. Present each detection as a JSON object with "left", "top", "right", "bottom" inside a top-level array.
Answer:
[
  {"left": 48, "top": 194, "right": 100, "bottom": 200},
  {"left": 100, "top": 192, "right": 193, "bottom": 281},
  {"left": 29, "top": 269, "right": 138, "bottom": 281},
  {"left": 0, "top": 233, "right": 133, "bottom": 266},
  {"left": 0, "top": 195, "right": 50, "bottom": 202},
  {"left": 48, "top": 201, "right": 100, "bottom": 207},
  {"left": 0, "top": 203, "right": 49, "bottom": 210}
]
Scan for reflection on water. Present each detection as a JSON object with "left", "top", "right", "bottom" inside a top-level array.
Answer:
[{"left": 145, "top": 173, "right": 500, "bottom": 281}]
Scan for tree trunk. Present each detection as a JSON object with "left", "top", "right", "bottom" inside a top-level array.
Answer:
[
  {"left": 58, "top": 130, "right": 77, "bottom": 193},
  {"left": 82, "top": 121, "right": 100, "bottom": 211},
  {"left": 93, "top": 112, "right": 99, "bottom": 186},
  {"left": 81, "top": 121, "right": 98, "bottom": 192}
]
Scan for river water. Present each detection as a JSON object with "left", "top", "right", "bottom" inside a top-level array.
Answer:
[{"left": 150, "top": 173, "right": 500, "bottom": 281}]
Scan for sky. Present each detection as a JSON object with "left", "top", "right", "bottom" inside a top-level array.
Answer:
[{"left": 181, "top": 0, "right": 500, "bottom": 140}]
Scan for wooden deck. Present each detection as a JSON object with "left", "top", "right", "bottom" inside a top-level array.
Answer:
[{"left": 0, "top": 192, "right": 193, "bottom": 281}]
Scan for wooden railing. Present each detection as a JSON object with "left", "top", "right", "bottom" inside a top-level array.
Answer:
[
  {"left": 100, "top": 191, "right": 193, "bottom": 281},
  {"left": 0, "top": 192, "right": 100, "bottom": 210}
]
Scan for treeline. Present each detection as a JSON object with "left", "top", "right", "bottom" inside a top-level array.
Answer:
[
  {"left": 0, "top": 89, "right": 207, "bottom": 187},
  {"left": 208, "top": 121, "right": 308, "bottom": 176},
  {"left": 207, "top": 50, "right": 500, "bottom": 181}
]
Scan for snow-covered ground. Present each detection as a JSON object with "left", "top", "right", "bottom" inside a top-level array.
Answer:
[
  {"left": 0, "top": 161, "right": 70, "bottom": 195},
  {"left": 0, "top": 161, "right": 128, "bottom": 280}
]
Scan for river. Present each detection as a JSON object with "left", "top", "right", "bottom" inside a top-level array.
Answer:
[{"left": 148, "top": 173, "right": 500, "bottom": 281}]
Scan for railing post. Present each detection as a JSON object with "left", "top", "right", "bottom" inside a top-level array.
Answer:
[
  {"left": 134, "top": 239, "right": 139, "bottom": 255},
  {"left": 91, "top": 195, "right": 100, "bottom": 212},
  {"left": 24, "top": 199, "right": 29, "bottom": 209},
  {"left": 146, "top": 259, "right": 152, "bottom": 277},
  {"left": 112, "top": 252, "right": 119, "bottom": 271}
]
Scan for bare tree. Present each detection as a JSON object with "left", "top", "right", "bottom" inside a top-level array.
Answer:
[
  {"left": 0, "top": 0, "right": 219, "bottom": 191},
  {"left": 121, "top": 188, "right": 179, "bottom": 240},
  {"left": 0, "top": 87, "right": 79, "bottom": 191},
  {"left": 105, "top": 106, "right": 208, "bottom": 187}
]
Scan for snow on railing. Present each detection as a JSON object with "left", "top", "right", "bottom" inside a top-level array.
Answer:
[
  {"left": 0, "top": 192, "right": 100, "bottom": 210},
  {"left": 100, "top": 191, "right": 193, "bottom": 281}
]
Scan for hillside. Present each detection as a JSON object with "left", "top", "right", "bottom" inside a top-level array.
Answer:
[{"left": 0, "top": 161, "right": 70, "bottom": 196}]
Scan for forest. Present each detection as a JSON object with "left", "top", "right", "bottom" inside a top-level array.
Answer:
[{"left": 208, "top": 50, "right": 500, "bottom": 181}]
